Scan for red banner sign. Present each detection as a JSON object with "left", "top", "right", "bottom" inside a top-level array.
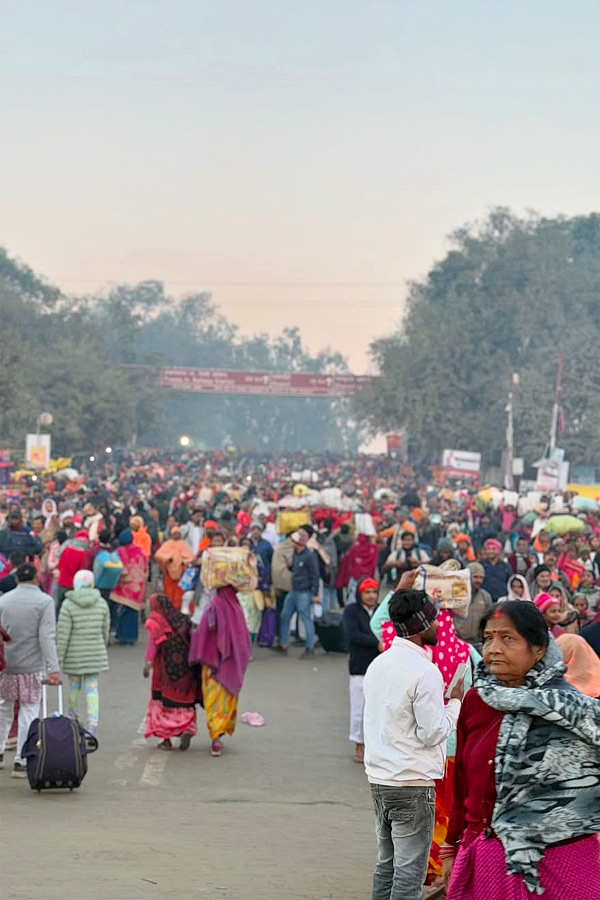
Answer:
[{"left": 159, "top": 367, "right": 373, "bottom": 398}]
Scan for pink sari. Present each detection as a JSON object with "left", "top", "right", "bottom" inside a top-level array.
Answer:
[
  {"left": 110, "top": 544, "right": 148, "bottom": 610},
  {"left": 446, "top": 832, "right": 600, "bottom": 900}
]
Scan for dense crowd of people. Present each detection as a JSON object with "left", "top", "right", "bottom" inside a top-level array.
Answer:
[{"left": 1, "top": 448, "right": 600, "bottom": 898}]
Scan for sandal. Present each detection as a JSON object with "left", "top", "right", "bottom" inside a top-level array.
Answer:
[
  {"left": 158, "top": 739, "right": 173, "bottom": 750},
  {"left": 210, "top": 739, "right": 223, "bottom": 757},
  {"left": 180, "top": 732, "right": 192, "bottom": 752}
]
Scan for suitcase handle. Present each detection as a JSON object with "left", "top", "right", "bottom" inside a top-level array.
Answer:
[{"left": 41, "top": 680, "right": 64, "bottom": 718}]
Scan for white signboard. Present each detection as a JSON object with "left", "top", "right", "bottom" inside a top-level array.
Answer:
[
  {"left": 26, "top": 433, "right": 51, "bottom": 470},
  {"left": 442, "top": 449, "right": 482, "bottom": 478}
]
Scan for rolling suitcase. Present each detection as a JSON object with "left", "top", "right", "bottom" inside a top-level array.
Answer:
[
  {"left": 21, "top": 681, "right": 98, "bottom": 792},
  {"left": 314, "top": 611, "right": 349, "bottom": 653}
]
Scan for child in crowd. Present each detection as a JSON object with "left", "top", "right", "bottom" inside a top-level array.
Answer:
[{"left": 57, "top": 569, "right": 110, "bottom": 738}]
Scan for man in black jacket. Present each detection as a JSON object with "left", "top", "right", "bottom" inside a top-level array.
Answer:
[{"left": 343, "top": 576, "right": 382, "bottom": 764}]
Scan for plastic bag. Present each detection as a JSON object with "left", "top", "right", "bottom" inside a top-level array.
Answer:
[{"left": 178, "top": 566, "right": 200, "bottom": 591}]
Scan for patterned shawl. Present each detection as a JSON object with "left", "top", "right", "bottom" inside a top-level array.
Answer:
[{"left": 474, "top": 639, "right": 600, "bottom": 894}]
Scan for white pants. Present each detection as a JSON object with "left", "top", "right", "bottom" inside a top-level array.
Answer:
[
  {"left": 349, "top": 675, "right": 365, "bottom": 744},
  {"left": 0, "top": 698, "right": 39, "bottom": 764}
]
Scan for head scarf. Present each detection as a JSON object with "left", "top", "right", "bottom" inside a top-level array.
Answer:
[
  {"left": 119, "top": 528, "right": 133, "bottom": 546},
  {"left": 556, "top": 634, "right": 600, "bottom": 698},
  {"left": 534, "top": 592, "right": 558, "bottom": 615},
  {"left": 455, "top": 532, "right": 476, "bottom": 561},
  {"left": 436, "top": 537, "right": 454, "bottom": 553},
  {"left": 357, "top": 576, "right": 379, "bottom": 597},
  {"left": 468, "top": 561, "right": 485, "bottom": 578},
  {"left": 73, "top": 569, "right": 95, "bottom": 590},
  {"left": 484, "top": 538, "right": 503, "bottom": 553},
  {"left": 507, "top": 574, "right": 532, "bottom": 603},
  {"left": 549, "top": 580, "right": 572, "bottom": 612}
]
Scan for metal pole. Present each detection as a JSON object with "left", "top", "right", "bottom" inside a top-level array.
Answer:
[
  {"left": 504, "top": 373, "right": 519, "bottom": 490},
  {"left": 505, "top": 388, "right": 514, "bottom": 490},
  {"left": 549, "top": 354, "right": 564, "bottom": 453}
]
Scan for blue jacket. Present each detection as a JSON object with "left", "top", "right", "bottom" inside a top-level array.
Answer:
[
  {"left": 250, "top": 537, "right": 273, "bottom": 591},
  {"left": 291, "top": 548, "right": 320, "bottom": 596},
  {"left": 482, "top": 558, "right": 513, "bottom": 602}
]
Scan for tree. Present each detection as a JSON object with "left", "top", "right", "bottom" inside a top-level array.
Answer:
[
  {"left": 353, "top": 209, "right": 600, "bottom": 466},
  {"left": 0, "top": 248, "right": 359, "bottom": 454}
]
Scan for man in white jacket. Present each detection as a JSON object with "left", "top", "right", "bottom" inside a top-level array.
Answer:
[{"left": 363, "top": 573, "right": 464, "bottom": 900}]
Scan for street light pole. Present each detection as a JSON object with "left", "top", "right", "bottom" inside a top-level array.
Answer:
[{"left": 504, "top": 373, "right": 519, "bottom": 490}]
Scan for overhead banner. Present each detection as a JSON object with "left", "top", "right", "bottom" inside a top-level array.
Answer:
[
  {"left": 26, "top": 434, "right": 51, "bottom": 470},
  {"left": 442, "top": 449, "right": 482, "bottom": 479},
  {"left": 159, "top": 367, "right": 373, "bottom": 398}
]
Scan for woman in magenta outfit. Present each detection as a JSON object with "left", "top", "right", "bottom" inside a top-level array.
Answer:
[
  {"left": 443, "top": 600, "right": 600, "bottom": 900},
  {"left": 143, "top": 593, "right": 200, "bottom": 750}
]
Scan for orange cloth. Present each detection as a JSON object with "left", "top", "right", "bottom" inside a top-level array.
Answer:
[
  {"left": 556, "top": 634, "right": 600, "bottom": 697},
  {"left": 455, "top": 533, "right": 476, "bottom": 562},
  {"left": 132, "top": 527, "right": 152, "bottom": 560},
  {"left": 163, "top": 572, "right": 184, "bottom": 610},
  {"left": 154, "top": 538, "right": 195, "bottom": 582},
  {"left": 196, "top": 536, "right": 211, "bottom": 555}
]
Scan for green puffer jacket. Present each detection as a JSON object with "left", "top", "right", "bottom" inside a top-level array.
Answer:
[{"left": 57, "top": 587, "right": 110, "bottom": 675}]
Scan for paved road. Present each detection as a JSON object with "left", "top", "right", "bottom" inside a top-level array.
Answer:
[{"left": 0, "top": 643, "right": 375, "bottom": 900}]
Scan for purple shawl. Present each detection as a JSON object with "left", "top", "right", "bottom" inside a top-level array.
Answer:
[{"left": 189, "top": 586, "right": 251, "bottom": 697}]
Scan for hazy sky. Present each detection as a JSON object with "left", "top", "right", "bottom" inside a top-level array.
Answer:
[{"left": 2, "top": 0, "right": 599, "bottom": 371}]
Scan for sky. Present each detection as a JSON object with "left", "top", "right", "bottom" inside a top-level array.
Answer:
[{"left": 1, "top": 0, "right": 599, "bottom": 372}]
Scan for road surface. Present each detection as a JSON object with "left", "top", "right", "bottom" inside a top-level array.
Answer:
[{"left": 0, "top": 642, "right": 375, "bottom": 900}]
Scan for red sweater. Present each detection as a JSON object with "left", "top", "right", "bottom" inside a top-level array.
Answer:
[
  {"left": 57, "top": 542, "right": 91, "bottom": 589},
  {"left": 446, "top": 688, "right": 504, "bottom": 846}
]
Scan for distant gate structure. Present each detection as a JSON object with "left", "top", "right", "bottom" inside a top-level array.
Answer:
[{"left": 125, "top": 365, "right": 376, "bottom": 398}]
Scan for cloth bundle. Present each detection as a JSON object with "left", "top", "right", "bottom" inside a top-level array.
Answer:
[
  {"left": 414, "top": 561, "right": 472, "bottom": 615},
  {"left": 200, "top": 547, "right": 258, "bottom": 592}
]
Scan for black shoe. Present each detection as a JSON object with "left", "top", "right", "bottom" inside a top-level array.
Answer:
[
  {"left": 11, "top": 762, "right": 27, "bottom": 779},
  {"left": 301, "top": 649, "right": 315, "bottom": 659},
  {"left": 271, "top": 645, "right": 288, "bottom": 655}
]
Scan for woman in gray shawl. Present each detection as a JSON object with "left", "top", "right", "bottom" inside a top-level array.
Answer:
[{"left": 442, "top": 600, "right": 600, "bottom": 898}]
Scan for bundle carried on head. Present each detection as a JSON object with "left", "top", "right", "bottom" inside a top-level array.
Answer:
[{"left": 200, "top": 547, "right": 258, "bottom": 592}]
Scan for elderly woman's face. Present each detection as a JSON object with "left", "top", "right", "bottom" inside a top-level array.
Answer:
[
  {"left": 537, "top": 571, "right": 552, "bottom": 590},
  {"left": 482, "top": 613, "right": 545, "bottom": 687}
]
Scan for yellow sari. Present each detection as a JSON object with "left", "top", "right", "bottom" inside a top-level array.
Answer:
[{"left": 201, "top": 665, "right": 238, "bottom": 740}]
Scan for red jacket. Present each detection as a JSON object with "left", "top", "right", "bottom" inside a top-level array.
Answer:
[{"left": 57, "top": 532, "right": 92, "bottom": 589}]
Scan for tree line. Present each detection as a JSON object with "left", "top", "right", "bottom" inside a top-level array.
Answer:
[
  {"left": 0, "top": 250, "right": 357, "bottom": 455},
  {"left": 353, "top": 208, "right": 600, "bottom": 468}
]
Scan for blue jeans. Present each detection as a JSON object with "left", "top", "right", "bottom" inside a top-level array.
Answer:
[
  {"left": 279, "top": 591, "right": 315, "bottom": 651},
  {"left": 321, "top": 585, "right": 337, "bottom": 612},
  {"left": 370, "top": 784, "right": 435, "bottom": 900}
]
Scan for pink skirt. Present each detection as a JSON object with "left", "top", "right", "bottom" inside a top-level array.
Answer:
[
  {"left": 446, "top": 832, "right": 600, "bottom": 900},
  {"left": 0, "top": 672, "right": 42, "bottom": 703},
  {"left": 144, "top": 698, "right": 197, "bottom": 740}
]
